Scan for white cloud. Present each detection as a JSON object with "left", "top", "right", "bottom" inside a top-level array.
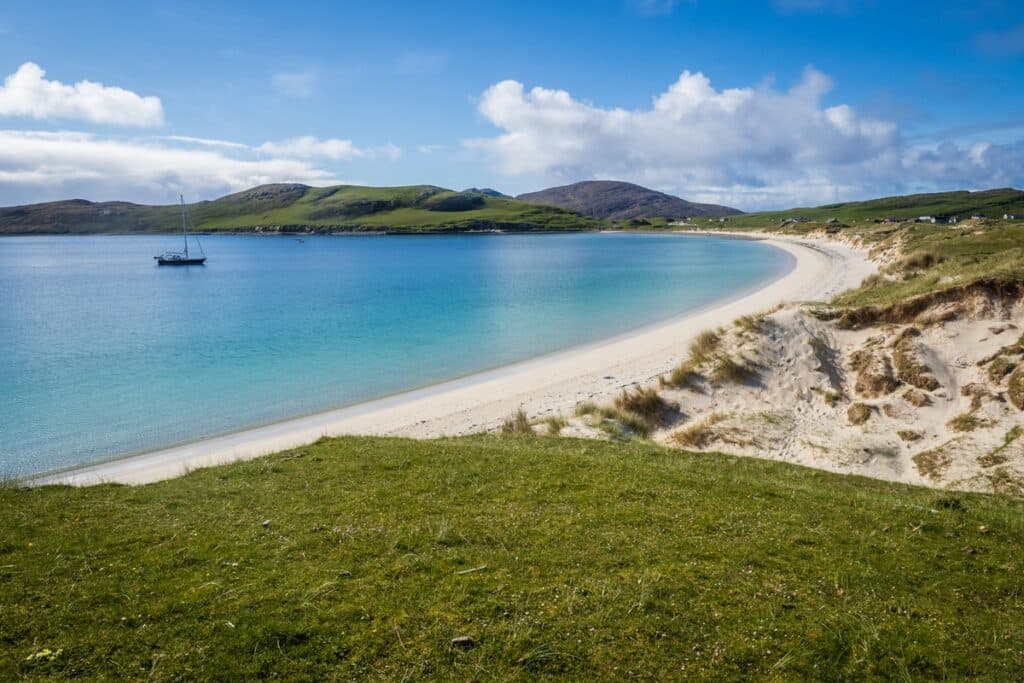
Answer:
[
  {"left": 0, "top": 130, "right": 398, "bottom": 205},
  {"left": 466, "top": 68, "right": 1024, "bottom": 208},
  {"left": 417, "top": 144, "right": 446, "bottom": 154},
  {"left": 0, "top": 62, "right": 163, "bottom": 126},
  {"left": 256, "top": 136, "right": 400, "bottom": 161},
  {"left": 157, "top": 135, "right": 250, "bottom": 149},
  {"left": 271, "top": 69, "right": 316, "bottom": 97}
]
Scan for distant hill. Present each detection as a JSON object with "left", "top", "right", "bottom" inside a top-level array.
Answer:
[
  {"left": 728, "top": 187, "right": 1024, "bottom": 229},
  {"left": 0, "top": 184, "right": 604, "bottom": 234},
  {"left": 517, "top": 180, "right": 742, "bottom": 220},
  {"left": 462, "top": 187, "right": 510, "bottom": 199}
]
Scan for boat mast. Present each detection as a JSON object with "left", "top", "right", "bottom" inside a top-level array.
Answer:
[{"left": 179, "top": 195, "right": 189, "bottom": 258}]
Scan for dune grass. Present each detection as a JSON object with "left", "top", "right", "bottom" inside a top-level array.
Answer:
[
  {"left": 4, "top": 435, "right": 1024, "bottom": 679},
  {"left": 501, "top": 408, "right": 534, "bottom": 435}
]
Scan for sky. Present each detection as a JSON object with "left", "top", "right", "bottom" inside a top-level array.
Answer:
[{"left": 0, "top": 0, "right": 1022, "bottom": 210}]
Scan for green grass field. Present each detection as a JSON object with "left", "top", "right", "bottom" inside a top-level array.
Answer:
[{"left": 3, "top": 435, "right": 1024, "bottom": 679}]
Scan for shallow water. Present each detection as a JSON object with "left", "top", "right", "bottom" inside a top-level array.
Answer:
[{"left": 0, "top": 232, "right": 791, "bottom": 476}]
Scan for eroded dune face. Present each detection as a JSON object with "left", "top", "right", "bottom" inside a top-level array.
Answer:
[
  {"left": 558, "top": 295, "right": 1024, "bottom": 495},
  {"left": 541, "top": 225, "right": 1024, "bottom": 495}
]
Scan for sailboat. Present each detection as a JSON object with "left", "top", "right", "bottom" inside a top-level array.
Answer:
[{"left": 154, "top": 195, "right": 206, "bottom": 265}]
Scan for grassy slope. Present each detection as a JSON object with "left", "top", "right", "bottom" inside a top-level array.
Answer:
[
  {"left": 4, "top": 435, "right": 1024, "bottom": 679},
  {"left": 690, "top": 188, "right": 1024, "bottom": 309},
  {"left": 0, "top": 185, "right": 604, "bottom": 235},
  {"left": 722, "top": 188, "right": 1024, "bottom": 230}
]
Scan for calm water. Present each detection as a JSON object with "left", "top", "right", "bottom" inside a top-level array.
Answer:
[{"left": 0, "top": 233, "right": 790, "bottom": 476}]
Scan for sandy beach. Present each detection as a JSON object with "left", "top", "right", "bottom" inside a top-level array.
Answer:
[{"left": 28, "top": 233, "right": 874, "bottom": 486}]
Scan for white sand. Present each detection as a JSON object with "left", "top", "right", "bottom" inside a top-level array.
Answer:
[{"left": 28, "top": 234, "right": 873, "bottom": 487}]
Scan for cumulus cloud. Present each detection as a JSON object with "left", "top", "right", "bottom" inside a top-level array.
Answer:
[
  {"left": 0, "top": 62, "right": 164, "bottom": 126},
  {"left": 0, "top": 130, "right": 402, "bottom": 205},
  {"left": 466, "top": 68, "right": 1024, "bottom": 208},
  {"left": 257, "top": 136, "right": 401, "bottom": 161}
]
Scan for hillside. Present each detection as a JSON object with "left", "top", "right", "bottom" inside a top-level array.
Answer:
[
  {"left": 723, "top": 187, "right": 1024, "bottom": 229},
  {"left": 5, "top": 434, "right": 1024, "bottom": 678},
  {"left": 517, "top": 180, "right": 741, "bottom": 220},
  {"left": 0, "top": 184, "right": 604, "bottom": 235}
]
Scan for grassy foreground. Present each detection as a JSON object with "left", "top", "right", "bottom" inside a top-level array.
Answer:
[{"left": 3, "top": 435, "right": 1024, "bottom": 679}]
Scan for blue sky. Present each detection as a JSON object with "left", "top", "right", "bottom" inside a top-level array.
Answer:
[{"left": 0, "top": 0, "right": 1022, "bottom": 209}]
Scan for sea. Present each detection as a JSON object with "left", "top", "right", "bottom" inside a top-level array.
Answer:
[{"left": 0, "top": 232, "right": 792, "bottom": 476}]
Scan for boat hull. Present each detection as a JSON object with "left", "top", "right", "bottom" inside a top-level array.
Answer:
[{"left": 154, "top": 257, "right": 206, "bottom": 266}]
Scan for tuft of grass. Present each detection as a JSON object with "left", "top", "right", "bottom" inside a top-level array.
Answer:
[
  {"left": 914, "top": 443, "right": 954, "bottom": 480},
  {"left": 988, "top": 355, "right": 1018, "bottom": 383},
  {"left": 892, "top": 328, "right": 940, "bottom": 391},
  {"left": 613, "top": 386, "right": 669, "bottom": 425},
  {"left": 847, "top": 402, "right": 873, "bottom": 425},
  {"left": 978, "top": 426, "right": 1022, "bottom": 468},
  {"left": 851, "top": 350, "right": 900, "bottom": 398},
  {"left": 947, "top": 413, "right": 993, "bottom": 433},
  {"left": 710, "top": 354, "right": 755, "bottom": 384},
  {"left": 661, "top": 360, "right": 701, "bottom": 390},
  {"left": 574, "top": 399, "right": 653, "bottom": 439},
  {"left": 670, "top": 413, "right": 728, "bottom": 449},
  {"left": 734, "top": 313, "right": 767, "bottom": 334},
  {"left": 688, "top": 330, "right": 721, "bottom": 365},
  {"left": 501, "top": 408, "right": 534, "bottom": 435},
  {"left": 1009, "top": 367, "right": 1024, "bottom": 410},
  {"left": 541, "top": 415, "right": 568, "bottom": 436},
  {"left": 897, "top": 429, "right": 923, "bottom": 442},
  {"left": 903, "top": 388, "right": 933, "bottom": 408},
  {"left": 893, "top": 250, "right": 943, "bottom": 273}
]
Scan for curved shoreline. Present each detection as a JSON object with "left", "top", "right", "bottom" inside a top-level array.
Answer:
[{"left": 28, "top": 233, "right": 874, "bottom": 487}]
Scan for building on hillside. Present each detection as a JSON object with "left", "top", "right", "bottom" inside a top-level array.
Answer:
[
  {"left": 971, "top": 213, "right": 985, "bottom": 219},
  {"left": 1005, "top": 213, "right": 1020, "bottom": 220},
  {"left": 916, "top": 215, "right": 958, "bottom": 224}
]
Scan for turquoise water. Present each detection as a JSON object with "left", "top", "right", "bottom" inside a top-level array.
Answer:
[{"left": 0, "top": 233, "right": 790, "bottom": 476}]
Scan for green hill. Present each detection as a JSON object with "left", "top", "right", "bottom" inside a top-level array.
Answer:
[
  {"left": 0, "top": 184, "right": 605, "bottom": 235},
  {"left": 722, "top": 187, "right": 1024, "bottom": 229},
  {"left": 4, "top": 435, "right": 1024, "bottom": 679}
]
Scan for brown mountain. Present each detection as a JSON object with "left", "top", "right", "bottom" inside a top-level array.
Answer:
[{"left": 517, "top": 180, "right": 741, "bottom": 221}]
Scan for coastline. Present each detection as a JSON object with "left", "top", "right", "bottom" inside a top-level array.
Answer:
[{"left": 28, "top": 233, "right": 874, "bottom": 487}]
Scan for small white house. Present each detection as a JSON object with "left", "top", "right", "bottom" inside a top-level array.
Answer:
[{"left": 1005, "top": 213, "right": 1020, "bottom": 220}]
